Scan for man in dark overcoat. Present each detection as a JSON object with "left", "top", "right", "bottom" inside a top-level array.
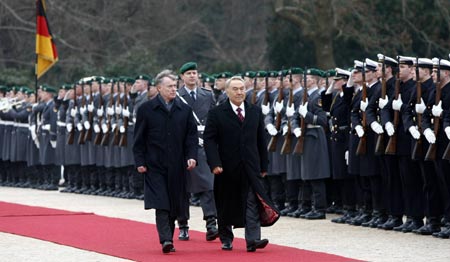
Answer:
[
  {"left": 204, "top": 76, "right": 279, "bottom": 252},
  {"left": 133, "top": 69, "right": 198, "bottom": 253}
]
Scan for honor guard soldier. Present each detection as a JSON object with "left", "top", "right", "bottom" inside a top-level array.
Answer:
[
  {"left": 177, "top": 62, "right": 219, "bottom": 242},
  {"left": 321, "top": 68, "right": 357, "bottom": 224},
  {"left": 291, "top": 68, "right": 330, "bottom": 219},
  {"left": 214, "top": 72, "right": 232, "bottom": 105},
  {"left": 37, "top": 85, "right": 59, "bottom": 190}
]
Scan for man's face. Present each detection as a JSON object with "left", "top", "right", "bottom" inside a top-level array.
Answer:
[
  {"left": 244, "top": 77, "right": 253, "bottom": 89},
  {"left": 365, "top": 70, "right": 375, "bottom": 83},
  {"left": 282, "top": 77, "right": 290, "bottom": 88},
  {"left": 432, "top": 69, "right": 438, "bottom": 83},
  {"left": 148, "top": 85, "right": 158, "bottom": 98},
  {"left": 134, "top": 80, "right": 147, "bottom": 92},
  {"left": 399, "top": 64, "right": 412, "bottom": 81},
  {"left": 75, "top": 85, "right": 82, "bottom": 96},
  {"left": 226, "top": 79, "right": 246, "bottom": 106},
  {"left": 91, "top": 81, "right": 99, "bottom": 93},
  {"left": 215, "top": 78, "right": 227, "bottom": 90},
  {"left": 58, "top": 89, "right": 66, "bottom": 99},
  {"left": 306, "top": 75, "right": 317, "bottom": 89},
  {"left": 256, "top": 77, "right": 265, "bottom": 90},
  {"left": 376, "top": 63, "right": 383, "bottom": 78},
  {"left": 418, "top": 67, "right": 430, "bottom": 82},
  {"left": 181, "top": 70, "right": 198, "bottom": 88},
  {"left": 157, "top": 77, "right": 177, "bottom": 102},
  {"left": 334, "top": 79, "right": 344, "bottom": 90},
  {"left": 353, "top": 70, "right": 363, "bottom": 84}
]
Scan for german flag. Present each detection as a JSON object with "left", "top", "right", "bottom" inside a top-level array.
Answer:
[{"left": 35, "top": 0, "right": 58, "bottom": 79}]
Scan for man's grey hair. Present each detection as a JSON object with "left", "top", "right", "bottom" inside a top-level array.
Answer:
[
  {"left": 225, "top": 76, "right": 245, "bottom": 89},
  {"left": 154, "top": 69, "right": 177, "bottom": 86}
]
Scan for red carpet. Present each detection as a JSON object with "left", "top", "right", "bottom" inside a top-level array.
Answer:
[{"left": 0, "top": 201, "right": 359, "bottom": 262}]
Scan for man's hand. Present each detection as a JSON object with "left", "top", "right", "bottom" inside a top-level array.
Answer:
[
  {"left": 261, "top": 172, "right": 267, "bottom": 178},
  {"left": 385, "top": 122, "right": 395, "bottom": 137},
  {"left": 355, "top": 125, "right": 365, "bottom": 138},
  {"left": 274, "top": 101, "right": 284, "bottom": 114},
  {"left": 299, "top": 102, "right": 308, "bottom": 118},
  {"left": 432, "top": 101, "right": 443, "bottom": 117},
  {"left": 212, "top": 166, "right": 223, "bottom": 175},
  {"left": 378, "top": 97, "right": 388, "bottom": 109},
  {"left": 187, "top": 159, "right": 196, "bottom": 171},
  {"left": 261, "top": 104, "right": 270, "bottom": 115},
  {"left": 137, "top": 166, "right": 147, "bottom": 173},
  {"left": 408, "top": 126, "right": 420, "bottom": 140},
  {"left": 415, "top": 98, "right": 426, "bottom": 114},
  {"left": 392, "top": 94, "right": 402, "bottom": 111},
  {"left": 285, "top": 104, "right": 295, "bottom": 117},
  {"left": 266, "top": 124, "right": 278, "bottom": 136},
  {"left": 360, "top": 98, "right": 368, "bottom": 112}
]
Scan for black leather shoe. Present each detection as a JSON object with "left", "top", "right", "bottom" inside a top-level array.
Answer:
[
  {"left": 247, "top": 239, "right": 269, "bottom": 252},
  {"left": 351, "top": 213, "right": 371, "bottom": 226},
  {"left": 206, "top": 227, "right": 219, "bottom": 241},
  {"left": 221, "top": 242, "right": 233, "bottom": 251},
  {"left": 402, "top": 220, "right": 424, "bottom": 233},
  {"left": 304, "top": 210, "right": 326, "bottom": 220},
  {"left": 393, "top": 219, "right": 411, "bottom": 232},
  {"left": 297, "top": 208, "right": 312, "bottom": 218},
  {"left": 433, "top": 227, "right": 450, "bottom": 239},
  {"left": 331, "top": 212, "right": 355, "bottom": 224},
  {"left": 162, "top": 241, "right": 174, "bottom": 254},
  {"left": 178, "top": 228, "right": 189, "bottom": 241},
  {"left": 413, "top": 223, "right": 441, "bottom": 235},
  {"left": 280, "top": 206, "right": 297, "bottom": 216},
  {"left": 379, "top": 217, "right": 403, "bottom": 230}
]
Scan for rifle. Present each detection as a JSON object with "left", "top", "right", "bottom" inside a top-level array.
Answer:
[
  {"left": 375, "top": 58, "right": 386, "bottom": 155},
  {"left": 67, "top": 83, "right": 76, "bottom": 145},
  {"left": 425, "top": 60, "right": 441, "bottom": 161},
  {"left": 267, "top": 71, "right": 284, "bottom": 152},
  {"left": 356, "top": 64, "right": 367, "bottom": 156},
  {"left": 101, "top": 82, "right": 115, "bottom": 146},
  {"left": 281, "top": 70, "right": 294, "bottom": 154},
  {"left": 385, "top": 67, "right": 401, "bottom": 155},
  {"left": 94, "top": 81, "right": 103, "bottom": 145},
  {"left": 262, "top": 72, "right": 270, "bottom": 106},
  {"left": 251, "top": 78, "right": 257, "bottom": 104},
  {"left": 84, "top": 82, "right": 94, "bottom": 142},
  {"left": 77, "top": 82, "right": 86, "bottom": 145},
  {"left": 112, "top": 82, "right": 121, "bottom": 146},
  {"left": 119, "top": 85, "right": 129, "bottom": 147},
  {"left": 412, "top": 58, "right": 423, "bottom": 160},
  {"left": 293, "top": 67, "right": 308, "bottom": 154}
]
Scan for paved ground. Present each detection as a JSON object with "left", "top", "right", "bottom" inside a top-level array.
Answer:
[{"left": 1, "top": 186, "right": 449, "bottom": 262}]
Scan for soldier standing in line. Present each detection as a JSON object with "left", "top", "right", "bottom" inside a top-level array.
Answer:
[
  {"left": 54, "top": 84, "right": 71, "bottom": 188},
  {"left": 214, "top": 72, "right": 232, "bottom": 105},
  {"left": 37, "top": 85, "right": 58, "bottom": 190},
  {"left": 176, "top": 62, "right": 219, "bottom": 242}
]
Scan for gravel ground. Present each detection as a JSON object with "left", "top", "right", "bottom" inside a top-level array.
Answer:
[{"left": 1, "top": 187, "right": 449, "bottom": 262}]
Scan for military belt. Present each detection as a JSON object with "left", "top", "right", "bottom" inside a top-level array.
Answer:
[
  {"left": 307, "top": 124, "right": 321, "bottom": 129},
  {"left": 57, "top": 121, "right": 67, "bottom": 127},
  {"left": 0, "top": 120, "right": 14, "bottom": 126},
  {"left": 14, "top": 122, "right": 29, "bottom": 128}
]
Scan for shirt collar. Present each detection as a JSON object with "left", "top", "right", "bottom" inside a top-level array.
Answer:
[{"left": 229, "top": 100, "right": 245, "bottom": 112}]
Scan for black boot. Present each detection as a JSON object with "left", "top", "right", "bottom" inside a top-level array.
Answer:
[{"left": 205, "top": 216, "right": 219, "bottom": 241}]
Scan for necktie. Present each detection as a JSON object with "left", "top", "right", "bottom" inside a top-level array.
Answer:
[
  {"left": 236, "top": 108, "right": 244, "bottom": 122},
  {"left": 190, "top": 91, "right": 196, "bottom": 101}
]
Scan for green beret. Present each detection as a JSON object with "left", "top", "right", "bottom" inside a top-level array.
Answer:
[
  {"left": 125, "top": 77, "right": 135, "bottom": 84},
  {"left": 100, "top": 78, "right": 110, "bottom": 84},
  {"left": 290, "top": 67, "right": 303, "bottom": 75},
  {"left": 256, "top": 71, "right": 267, "bottom": 78},
  {"left": 135, "top": 74, "right": 152, "bottom": 81},
  {"left": 205, "top": 76, "right": 215, "bottom": 83},
  {"left": 93, "top": 76, "right": 104, "bottom": 82},
  {"left": 24, "top": 89, "right": 35, "bottom": 95},
  {"left": 244, "top": 71, "right": 256, "bottom": 78},
  {"left": 306, "top": 68, "right": 322, "bottom": 77},
  {"left": 216, "top": 72, "right": 233, "bottom": 79},
  {"left": 60, "top": 84, "right": 73, "bottom": 90},
  {"left": 268, "top": 71, "right": 278, "bottom": 77},
  {"left": 327, "top": 69, "right": 336, "bottom": 77},
  {"left": 150, "top": 80, "right": 156, "bottom": 86},
  {"left": 18, "top": 86, "right": 29, "bottom": 93},
  {"left": 180, "top": 62, "right": 198, "bottom": 74},
  {"left": 11, "top": 86, "right": 20, "bottom": 92},
  {"left": 0, "top": 85, "right": 7, "bottom": 92},
  {"left": 41, "top": 84, "right": 57, "bottom": 94},
  {"left": 198, "top": 73, "right": 207, "bottom": 80}
]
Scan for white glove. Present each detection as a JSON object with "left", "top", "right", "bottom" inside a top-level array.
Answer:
[
  {"left": 70, "top": 108, "right": 77, "bottom": 117},
  {"left": 115, "top": 105, "right": 122, "bottom": 115},
  {"left": 107, "top": 107, "right": 114, "bottom": 116},
  {"left": 360, "top": 98, "right": 368, "bottom": 112},
  {"left": 79, "top": 106, "right": 86, "bottom": 115},
  {"left": 423, "top": 128, "right": 436, "bottom": 144},
  {"left": 293, "top": 127, "right": 301, "bottom": 138},
  {"left": 87, "top": 103, "right": 94, "bottom": 112},
  {"left": 94, "top": 124, "right": 100, "bottom": 133},
  {"left": 385, "top": 122, "right": 395, "bottom": 137},
  {"left": 370, "top": 121, "right": 384, "bottom": 134},
  {"left": 432, "top": 101, "right": 443, "bottom": 117},
  {"left": 96, "top": 106, "right": 104, "bottom": 117},
  {"left": 122, "top": 107, "right": 130, "bottom": 118},
  {"left": 119, "top": 126, "right": 126, "bottom": 133},
  {"left": 83, "top": 121, "right": 91, "bottom": 130},
  {"left": 408, "top": 125, "right": 420, "bottom": 140},
  {"left": 392, "top": 94, "right": 402, "bottom": 111},
  {"left": 30, "top": 127, "right": 37, "bottom": 141},
  {"left": 266, "top": 124, "right": 278, "bottom": 136},
  {"left": 29, "top": 124, "right": 36, "bottom": 133},
  {"left": 34, "top": 138, "right": 40, "bottom": 149},
  {"left": 345, "top": 150, "right": 349, "bottom": 165},
  {"left": 101, "top": 124, "right": 108, "bottom": 133},
  {"left": 274, "top": 101, "right": 284, "bottom": 114},
  {"left": 346, "top": 70, "right": 355, "bottom": 87},
  {"left": 50, "top": 140, "right": 56, "bottom": 148},
  {"left": 77, "top": 123, "right": 83, "bottom": 131},
  {"left": 355, "top": 125, "right": 365, "bottom": 138},
  {"left": 445, "top": 126, "right": 450, "bottom": 140},
  {"left": 285, "top": 104, "right": 295, "bottom": 117},
  {"left": 282, "top": 125, "right": 288, "bottom": 136},
  {"left": 298, "top": 102, "right": 308, "bottom": 118},
  {"left": 66, "top": 123, "right": 73, "bottom": 133},
  {"left": 111, "top": 123, "right": 117, "bottom": 131},
  {"left": 415, "top": 98, "right": 426, "bottom": 114},
  {"left": 378, "top": 97, "right": 388, "bottom": 109},
  {"left": 42, "top": 124, "right": 51, "bottom": 131},
  {"left": 261, "top": 104, "right": 270, "bottom": 115}
]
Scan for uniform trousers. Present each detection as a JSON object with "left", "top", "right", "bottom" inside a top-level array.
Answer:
[
  {"left": 434, "top": 159, "right": 450, "bottom": 221},
  {"left": 303, "top": 179, "right": 326, "bottom": 211},
  {"left": 419, "top": 160, "right": 442, "bottom": 218},
  {"left": 155, "top": 209, "right": 176, "bottom": 244},
  {"left": 383, "top": 155, "right": 404, "bottom": 217}
]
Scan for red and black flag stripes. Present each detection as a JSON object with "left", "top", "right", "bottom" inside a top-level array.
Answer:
[{"left": 35, "top": 0, "right": 58, "bottom": 79}]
